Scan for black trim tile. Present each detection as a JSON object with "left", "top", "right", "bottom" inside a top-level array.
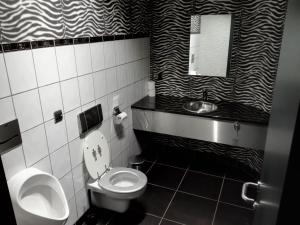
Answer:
[
  {"left": 114, "top": 35, "right": 125, "bottom": 40},
  {"left": 138, "top": 184, "right": 175, "bottom": 217},
  {"left": 147, "top": 164, "right": 185, "bottom": 189},
  {"left": 3, "top": 42, "right": 31, "bottom": 52},
  {"left": 179, "top": 171, "right": 223, "bottom": 200},
  {"left": 31, "top": 40, "right": 54, "bottom": 49},
  {"left": 90, "top": 36, "right": 103, "bottom": 43},
  {"left": 103, "top": 35, "right": 115, "bottom": 41},
  {"left": 124, "top": 34, "right": 134, "bottom": 39},
  {"left": 73, "top": 37, "right": 90, "bottom": 45},
  {"left": 220, "top": 179, "right": 257, "bottom": 209},
  {"left": 0, "top": 44, "right": 3, "bottom": 53},
  {"left": 54, "top": 39, "right": 73, "bottom": 46},
  {"left": 165, "top": 192, "right": 216, "bottom": 225},
  {"left": 213, "top": 203, "right": 254, "bottom": 225}
]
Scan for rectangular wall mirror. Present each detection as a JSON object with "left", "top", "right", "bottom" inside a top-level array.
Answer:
[{"left": 189, "top": 14, "right": 234, "bottom": 77}]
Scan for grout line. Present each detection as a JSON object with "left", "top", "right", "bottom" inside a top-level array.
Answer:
[
  {"left": 162, "top": 218, "right": 187, "bottom": 225},
  {"left": 218, "top": 201, "right": 254, "bottom": 211},
  {"left": 148, "top": 183, "right": 177, "bottom": 192},
  {"left": 187, "top": 168, "right": 224, "bottom": 179},
  {"left": 145, "top": 160, "right": 157, "bottom": 174},
  {"left": 156, "top": 162, "right": 188, "bottom": 171},
  {"left": 224, "top": 176, "right": 250, "bottom": 183},
  {"left": 158, "top": 166, "right": 189, "bottom": 225},
  {"left": 211, "top": 174, "right": 226, "bottom": 225},
  {"left": 177, "top": 190, "right": 218, "bottom": 202}
]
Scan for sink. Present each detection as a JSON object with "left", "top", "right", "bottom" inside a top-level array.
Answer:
[{"left": 183, "top": 101, "right": 218, "bottom": 114}]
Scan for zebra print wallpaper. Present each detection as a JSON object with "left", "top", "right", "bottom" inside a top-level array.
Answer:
[
  {"left": 0, "top": 0, "right": 150, "bottom": 43},
  {"left": 150, "top": 0, "right": 288, "bottom": 113}
]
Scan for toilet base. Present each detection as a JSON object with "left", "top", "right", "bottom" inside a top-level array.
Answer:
[{"left": 90, "top": 191, "right": 130, "bottom": 213}]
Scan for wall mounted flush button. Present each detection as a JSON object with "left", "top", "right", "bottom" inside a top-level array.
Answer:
[{"left": 54, "top": 110, "right": 63, "bottom": 123}]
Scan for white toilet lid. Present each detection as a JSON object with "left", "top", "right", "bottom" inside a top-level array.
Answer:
[{"left": 82, "top": 130, "right": 110, "bottom": 180}]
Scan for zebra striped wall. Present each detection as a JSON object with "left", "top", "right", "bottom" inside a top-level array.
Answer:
[
  {"left": 150, "top": 0, "right": 288, "bottom": 113},
  {"left": 0, "top": 0, "right": 150, "bottom": 43}
]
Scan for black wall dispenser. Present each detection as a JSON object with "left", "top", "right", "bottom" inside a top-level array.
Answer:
[
  {"left": 0, "top": 119, "right": 22, "bottom": 155},
  {"left": 78, "top": 104, "right": 103, "bottom": 137}
]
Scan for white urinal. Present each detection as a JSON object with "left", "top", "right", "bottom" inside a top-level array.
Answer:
[{"left": 8, "top": 168, "right": 69, "bottom": 225}]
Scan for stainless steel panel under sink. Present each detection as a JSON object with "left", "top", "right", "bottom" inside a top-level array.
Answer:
[{"left": 183, "top": 101, "right": 218, "bottom": 114}]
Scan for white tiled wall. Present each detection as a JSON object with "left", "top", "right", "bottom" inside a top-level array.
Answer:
[{"left": 0, "top": 37, "right": 150, "bottom": 224}]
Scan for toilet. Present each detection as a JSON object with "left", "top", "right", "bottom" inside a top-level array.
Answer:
[
  {"left": 83, "top": 130, "right": 147, "bottom": 213},
  {"left": 8, "top": 168, "right": 69, "bottom": 225}
]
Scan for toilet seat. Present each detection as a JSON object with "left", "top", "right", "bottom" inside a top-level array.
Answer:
[{"left": 99, "top": 167, "right": 147, "bottom": 194}]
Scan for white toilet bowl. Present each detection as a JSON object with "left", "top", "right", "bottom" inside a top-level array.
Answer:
[
  {"left": 8, "top": 168, "right": 69, "bottom": 225},
  {"left": 83, "top": 130, "right": 147, "bottom": 213}
]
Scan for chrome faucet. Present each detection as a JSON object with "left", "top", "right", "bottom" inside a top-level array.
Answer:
[{"left": 203, "top": 89, "right": 208, "bottom": 101}]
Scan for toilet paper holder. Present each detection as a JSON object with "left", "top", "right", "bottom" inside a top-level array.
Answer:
[{"left": 113, "top": 107, "right": 127, "bottom": 125}]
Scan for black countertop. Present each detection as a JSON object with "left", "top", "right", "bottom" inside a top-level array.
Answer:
[{"left": 131, "top": 95, "right": 270, "bottom": 125}]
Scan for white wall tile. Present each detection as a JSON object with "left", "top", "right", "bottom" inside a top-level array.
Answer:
[
  {"left": 90, "top": 42, "right": 105, "bottom": 72},
  {"left": 72, "top": 163, "right": 87, "bottom": 193},
  {"left": 105, "top": 68, "right": 117, "bottom": 94},
  {"left": 116, "top": 65, "right": 127, "bottom": 89},
  {"left": 60, "top": 171, "right": 75, "bottom": 200},
  {"left": 22, "top": 124, "right": 49, "bottom": 166},
  {"left": 5, "top": 50, "right": 37, "bottom": 94},
  {"left": 74, "top": 44, "right": 92, "bottom": 76},
  {"left": 39, "top": 83, "right": 63, "bottom": 121},
  {"left": 50, "top": 145, "right": 71, "bottom": 179},
  {"left": 65, "top": 108, "right": 81, "bottom": 142},
  {"left": 99, "top": 120, "right": 111, "bottom": 142},
  {"left": 56, "top": 45, "right": 77, "bottom": 81},
  {"left": 115, "top": 40, "right": 126, "bottom": 65},
  {"left": 32, "top": 156, "right": 52, "bottom": 174},
  {"left": 96, "top": 95, "right": 109, "bottom": 120},
  {"left": 103, "top": 41, "right": 116, "bottom": 68},
  {"left": 81, "top": 101, "right": 96, "bottom": 112},
  {"left": 13, "top": 89, "right": 43, "bottom": 132},
  {"left": 1, "top": 146, "right": 26, "bottom": 180},
  {"left": 32, "top": 47, "right": 60, "bottom": 87},
  {"left": 61, "top": 78, "right": 80, "bottom": 112},
  {"left": 110, "top": 136, "right": 121, "bottom": 161},
  {"left": 0, "top": 54, "right": 11, "bottom": 98},
  {"left": 93, "top": 71, "right": 106, "bottom": 99},
  {"left": 78, "top": 74, "right": 94, "bottom": 105},
  {"left": 75, "top": 188, "right": 89, "bottom": 218},
  {"left": 66, "top": 197, "right": 78, "bottom": 225},
  {"left": 45, "top": 119, "right": 68, "bottom": 153},
  {"left": 69, "top": 138, "right": 83, "bottom": 168},
  {"left": 0, "top": 97, "right": 15, "bottom": 126}
]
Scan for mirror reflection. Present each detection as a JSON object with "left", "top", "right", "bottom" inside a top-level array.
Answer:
[{"left": 189, "top": 14, "right": 233, "bottom": 77}]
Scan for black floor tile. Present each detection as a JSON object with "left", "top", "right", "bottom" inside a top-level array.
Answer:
[
  {"left": 156, "top": 147, "right": 191, "bottom": 169},
  {"left": 109, "top": 212, "right": 160, "bottom": 225},
  {"left": 189, "top": 152, "right": 226, "bottom": 177},
  {"left": 220, "top": 179, "right": 256, "bottom": 209},
  {"left": 138, "top": 184, "right": 175, "bottom": 217},
  {"left": 147, "top": 164, "right": 185, "bottom": 189},
  {"left": 141, "top": 161, "right": 154, "bottom": 174},
  {"left": 165, "top": 192, "right": 216, "bottom": 225},
  {"left": 76, "top": 207, "right": 115, "bottom": 225},
  {"left": 225, "top": 168, "right": 258, "bottom": 183},
  {"left": 179, "top": 171, "right": 223, "bottom": 200},
  {"left": 213, "top": 203, "right": 254, "bottom": 225},
  {"left": 160, "top": 219, "right": 182, "bottom": 225}
]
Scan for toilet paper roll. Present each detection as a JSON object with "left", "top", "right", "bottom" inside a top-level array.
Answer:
[
  {"left": 148, "top": 89, "right": 156, "bottom": 97},
  {"left": 148, "top": 81, "right": 155, "bottom": 91},
  {"left": 114, "top": 112, "right": 128, "bottom": 124}
]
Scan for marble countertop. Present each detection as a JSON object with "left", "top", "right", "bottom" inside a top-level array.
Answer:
[{"left": 131, "top": 95, "right": 270, "bottom": 125}]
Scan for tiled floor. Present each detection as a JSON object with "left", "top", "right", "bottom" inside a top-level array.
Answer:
[{"left": 79, "top": 157, "right": 255, "bottom": 225}]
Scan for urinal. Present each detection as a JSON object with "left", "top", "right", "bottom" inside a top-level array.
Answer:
[{"left": 8, "top": 168, "right": 69, "bottom": 225}]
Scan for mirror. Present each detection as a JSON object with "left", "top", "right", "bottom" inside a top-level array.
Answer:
[{"left": 189, "top": 14, "right": 233, "bottom": 77}]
